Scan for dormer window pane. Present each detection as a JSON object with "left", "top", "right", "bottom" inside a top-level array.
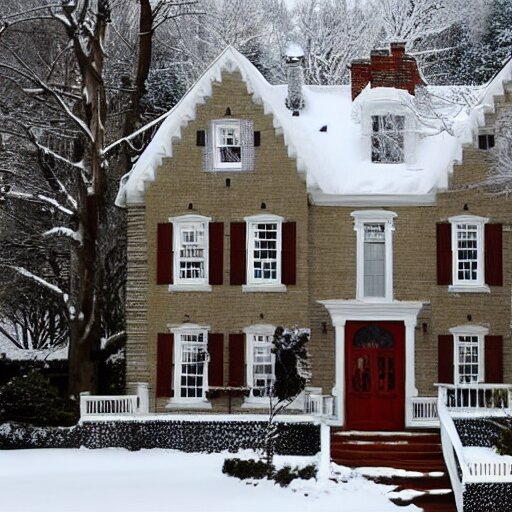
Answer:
[
  {"left": 218, "top": 126, "right": 241, "bottom": 163},
  {"left": 371, "top": 114, "right": 405, "bottom": 163}
]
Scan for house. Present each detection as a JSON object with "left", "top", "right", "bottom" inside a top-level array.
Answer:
[{"left": 116, "top": 44, "right": 512, "bottom": 431}]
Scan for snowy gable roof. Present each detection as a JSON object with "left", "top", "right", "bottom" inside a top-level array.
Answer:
[{"left": 116, "top": 48, "right": 512, "bottom": 207}]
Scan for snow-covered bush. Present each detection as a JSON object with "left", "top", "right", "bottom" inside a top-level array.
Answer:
[
  {"left": 274, "top": 464, "right": 317, "bottom": 487},
  {"left": 222, "top": 458, "right": 271, "bottom": 480},
  {"left": 0, "top": 371, "right": 77, "bottom": 426}
]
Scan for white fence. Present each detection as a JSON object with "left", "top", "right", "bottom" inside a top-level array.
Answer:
[
  {"left": 410, "top": 396, "right": 438, "bottom": 426},
  {"left": 304, "top": 393, "right": 335, "bottom": 418},
  {"left": 80, "top": 383, "right": 149, "bottom": 419},
  {"left": 439, "top": 383, "right": 512, "bottom": 411}
]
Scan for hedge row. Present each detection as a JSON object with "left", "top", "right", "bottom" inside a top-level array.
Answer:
[{"left": 0, "top": 420, "right": 320, "bottom": 455}]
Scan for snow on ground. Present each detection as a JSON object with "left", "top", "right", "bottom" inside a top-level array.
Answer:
[
  {"left": 0, "top": 448, "right": 420, "bottom": 512},
  {"left": 0, "top": 334, "right": 67, "bottom": 361}
]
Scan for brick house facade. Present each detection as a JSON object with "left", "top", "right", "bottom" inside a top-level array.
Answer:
[{"left": 116, "top": 45, "right": 512, "bottom": 430}]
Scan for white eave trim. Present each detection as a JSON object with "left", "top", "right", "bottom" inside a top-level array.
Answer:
[{"left": 309, "top": 191, "right": 436, "bottom": 207}]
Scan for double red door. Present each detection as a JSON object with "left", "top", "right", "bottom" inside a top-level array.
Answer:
[{"left": 345, "top": 321, "right": 405, "bottom": 431}]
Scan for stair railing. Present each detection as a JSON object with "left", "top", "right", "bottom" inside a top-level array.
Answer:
[{"left": 437, "top": 386, "right": 470, "bottom": 512}]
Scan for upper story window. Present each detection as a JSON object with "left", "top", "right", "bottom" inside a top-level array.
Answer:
[
  {"left": 165, "top": 215, "right": 213, "bottom": 292},
  {"left": 214, "top": 122, "right": 241, "bottom": 168},
  {"left": 242, "top": 214, "right": 286, "bottom": 292},
  {"left": 449, "top": 215, "right": 487, "bottom": 291},
  {"left": 352, "top": 210, "right": 396, "bottom": 301},
  {"left": 371, "top": 114, "right": 405, "bottom": 163},
  {"left": 437, "top": 217, "right": 503, "bottom": 292}
]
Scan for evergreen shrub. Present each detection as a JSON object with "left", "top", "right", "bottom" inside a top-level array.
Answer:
[
  {"left": 274, "top": 464, "right": 317, "bottom": 487},
  {"left": 0, "top": 371, "right": 77, "bottom": 426},
  {"left": 222, "top": 458, "right": 271, "bottom": 479}
]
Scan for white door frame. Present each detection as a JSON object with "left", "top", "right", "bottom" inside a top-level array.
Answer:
[{"left": 319, "top": 300, "right": 424, "bottom": 427}]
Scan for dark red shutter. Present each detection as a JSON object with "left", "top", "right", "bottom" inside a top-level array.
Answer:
[
  {"left": 281, "top": 221, "right": 297, "bottom": 285},
  {"left": 438, "top": 335, "right": 454, "bottom": 384},
  {"left": 228, "top": 334, "right": 245, "bottom": 386},
  {"left": 157, "top": 223, "right": 173, "bottom": 284},
  {"left": 156, "top": 333, "right": 174, "bottom": 397},
  {"left": 209, "top": 222, "right": 224, "bottom": 285},
  {"left": 485, "top": 335, "right": 503, "bottom": 383},
  {"left": 485, "top": 224, "right": 503, "bottom": 286},
  {"left": 230, "top": 222, "right": 246, "bottom": 285},
  {"left": 436, "top": 223, "right": 452, "bottom": 285},
  {"left": 208, "top": 333, "right": 224, "bottom": 387},
  {"left": 196, "top": 130, "right": 206, "bottom": 146}
]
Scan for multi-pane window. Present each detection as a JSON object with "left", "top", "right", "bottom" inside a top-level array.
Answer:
[
  {"left": 363, "top": 223, "right": 386, "bottom": 297},
  {"left": 250, "top": 223, "right": 279, "bottom": 282},
  {"left": 371, "top": 114, "right": 405, "bottom": 163},
  {"left": 178, "top": 222, "right": 206, "bottom": 281},
  {"left": 179, "top": 331, "right": 208, "bottom": 399},
  {"left": 249, "top": 334, "right": 275, "bottom": 398},
  {"left": 456, "top": 335, "right": 480, "bottom": 384},
  {"left": 352, "top": 210, "right": 396, "bottom": 301},
  {"left": 215, "top": 122, "right": 241, "bottom": 168},
  {"left": 449, "top": 216, "right": 487, "bottom": 290},
  {"left": 455, "top": 223, "right": 478, "bottom": 282}
]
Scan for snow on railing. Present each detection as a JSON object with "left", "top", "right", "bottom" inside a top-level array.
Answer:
[
  {"left": 304, "top": 393, "right": 334, "bottom": 418},
  {"left": 439, "top": 383, "right": 512, "bottom": 411},
  {"left": 80, "top": 383, "right": 149, "bottom": 419},
  {"left": 410, "top": 396, "right": 438, "bottom": 425}
]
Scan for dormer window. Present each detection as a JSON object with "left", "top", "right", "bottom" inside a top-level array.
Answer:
[
  {"left": 201, "top": 119, "right": 257, "bottom": 172},
  {"left": 371, "top": 114, "right": 405, "bottom": 163},
  {"left": 214, "top": 121, "right": 241, "bottom": 168}
]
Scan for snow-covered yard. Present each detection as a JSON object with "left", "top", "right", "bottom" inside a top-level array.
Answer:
[{"left": 0, "top": 448, "right": 420, "bottom": 512}]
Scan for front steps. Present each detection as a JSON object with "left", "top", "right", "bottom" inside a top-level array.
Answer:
[{"left": 331, "top": 430, "right": 457, "bottom": 512}]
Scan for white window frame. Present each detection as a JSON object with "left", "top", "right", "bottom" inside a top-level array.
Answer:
[
  {"left": 243, "top": 214, "right": 286, "bottom": 293},
  {"left": 167, "top": 323, "right": 212, "bottom": 409},
  {"left": 448, "top": 215, "right": 489, "bottom": 293},
  {"left": 449, "top": 325, "right": 488, "bottom": 384},
  {"left": 352, "top": 210, "right": 396, "bottom": 302},
  {"left": 243, "top": 324, "right": 276, "bottom": 407},
  {"left": 169, "top": 215, "right": 212, "bottom": 292},
  {"left": 213, "top": 120, "right": 242, "bottom": 170}
]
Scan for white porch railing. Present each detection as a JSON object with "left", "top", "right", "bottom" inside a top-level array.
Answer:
[
  {"left": 410, "top": 396, "right": 438, "bottom": 426},
  {"left": 80, "top": 383, "right": 149, "bottom": 419},
  {"left": 304, "top": 393, "right": 335, "bottom": 418},
  {"left": 437, "top": 384, "right": 512, "bottom": 512},
  {"left": 440, "top": 383, "right": 512, "bottom": 411}
]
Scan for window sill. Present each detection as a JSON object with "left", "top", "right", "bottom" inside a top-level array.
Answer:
[
  {"left": 242, "top": 284, "right": 287, "bottom": 293},
  {"left": 448, "top": 285, "right": 490, "bottom": 294},
  {"left": 168, "top": 283, "right": 212, "bottom": 292},
  {"left": 165, "top": 400, "right": 212, "bottom": 410}
]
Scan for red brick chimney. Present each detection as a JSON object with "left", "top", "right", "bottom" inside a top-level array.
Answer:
[{"left": 350, "top": 42, "right": 426, "bottom": 100}]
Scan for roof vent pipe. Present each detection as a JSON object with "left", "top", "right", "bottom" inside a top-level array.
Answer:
[{"left": 285, "top": 43, "right": 305, "bottom": 116}]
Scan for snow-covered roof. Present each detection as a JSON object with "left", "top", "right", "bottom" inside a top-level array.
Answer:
[{"left": 116, "top": 47, "right": 512, "bottom": 207}]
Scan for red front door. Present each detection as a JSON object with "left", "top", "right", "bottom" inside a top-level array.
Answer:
[{"left": 345, "top": 321, "right": 405, "bottom": 431}]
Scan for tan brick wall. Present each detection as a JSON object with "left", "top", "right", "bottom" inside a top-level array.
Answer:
[{"left": 139, "top": 72, "right": 309, "bottom": 411}]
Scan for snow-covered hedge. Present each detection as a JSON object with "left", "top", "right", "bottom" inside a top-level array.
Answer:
[
  {"left": 464, "top": 483, "right": 512, "bottom": 512},
  {"left": 0, "top": 420, "right": 320, "bottom": 454},
  {"left": 453, "top": 418, "right": 509, "bottom": 447}
]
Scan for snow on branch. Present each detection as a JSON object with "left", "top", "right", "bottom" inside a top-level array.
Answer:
[
  {"left": 2, "top": 189, "right": 75, "bottom": 216},
  {"left": 5, "top": 266, "right": 64, "bottom": 297},
  {"left": 43, "top": 227, "right": 82, "bottom": 244}
]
